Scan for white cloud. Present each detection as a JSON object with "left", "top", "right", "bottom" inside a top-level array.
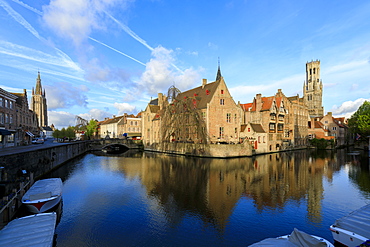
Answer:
[
  {"left": 48, "top": 110, "right": 77, "bottom": 129},
  {"left": 78, "top": 108, "right": 112, "bottom": 122},
  {"left": 42, "top": 0, "right": 132, "bottom": 45},
  {"left": 330, "top": 98, "right": 370, "bottom": 118},
  {"left": 114, "top": 102, "right": 136, "bottom": 115},
  {"left": 138, "top": 46, "right": 202, "bottom": 95},
  {"left": 45, "top": 82, "right": 88, "bottom": 110}
]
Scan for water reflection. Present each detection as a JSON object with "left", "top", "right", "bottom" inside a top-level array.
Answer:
[{"left": 49, "top": 149, "right": 370, "bottom": 246}]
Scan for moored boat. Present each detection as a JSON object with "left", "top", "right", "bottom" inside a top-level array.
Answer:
[
  {"left": 330, "top": 203, "right": 370, "bottom": 247},
  {"left": 22, "top": 178, "right": 63, "bottom": 213},
  {"left": 0, "top": 212, "right": 57, "bottom": 246},
  {"left": 249, "top": 228, "right": 334, "bottom": 246}
]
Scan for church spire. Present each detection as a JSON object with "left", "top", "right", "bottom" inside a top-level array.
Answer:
[
  {"left": 216, "top": 57, "right": 222, "bottom": 81},
  {"left": 35, "top": 71, "right": 42, "bottom": 95}
]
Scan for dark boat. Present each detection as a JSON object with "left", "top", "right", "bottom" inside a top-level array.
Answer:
[{"left": 102, "top": 144, "right": 129, "bottom": 154}]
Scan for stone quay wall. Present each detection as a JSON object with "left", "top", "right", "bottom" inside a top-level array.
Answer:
[
  {"left": 0, "top": 142, "right": 90, "bottom": 185},
  {"left": 145, "top": 142, "right": 254, "bottom": 158}
]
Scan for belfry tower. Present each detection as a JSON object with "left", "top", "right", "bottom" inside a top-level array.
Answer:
[
  {"left": 32, "top": 72, "right": 48, "bottom": 127},
  {"left": 303, "top": 60, "right": 324, "bottom": 118}
]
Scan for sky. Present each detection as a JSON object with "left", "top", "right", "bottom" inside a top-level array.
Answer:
[{"left": 0, "top": 0, "right": 369, "bottom": 129}]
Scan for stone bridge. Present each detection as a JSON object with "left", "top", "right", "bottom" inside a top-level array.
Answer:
[{"left": 88, "top": 138, "right": 143, "bottom": 151}]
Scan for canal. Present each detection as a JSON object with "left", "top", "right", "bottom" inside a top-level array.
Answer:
[{"left": 45, "top": 149, "right": 370, "bottom": 246}]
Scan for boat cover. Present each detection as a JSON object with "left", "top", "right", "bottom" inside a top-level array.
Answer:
[
  {"left": 0, "top": 212, "right": 56, "bottom": 246},
  {"left": 333, "top": 203, "right": 370, "bottom": 239},
  {"left": 22, "top": 178, "right": 63, "bottom": 202},
  {"left": 249, "top": 228, "right": 328, "bottom": 247}
]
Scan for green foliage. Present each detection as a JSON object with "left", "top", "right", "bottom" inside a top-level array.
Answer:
[
  {"left": 348, "top": 101, "right": 370, "bottom": 139},
  {"left": 52, "top": 129, "right": 61, "bottom": 139},
  {"left": 86, "top": 119, "right": 98, "bottom": 139},
  {"left": 66, "top": 126, "right": 76, "bottom": 139},
  {"left": 309, "top": 138, "right": 335, "bottom": 149}
]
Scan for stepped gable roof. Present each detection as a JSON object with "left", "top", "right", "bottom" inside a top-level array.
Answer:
[
  {"left": 250, "top": 123, "right": 266, "bottom": 133},
  {"left": 176, "top": 80, "right": 221, "bottom": 109}
]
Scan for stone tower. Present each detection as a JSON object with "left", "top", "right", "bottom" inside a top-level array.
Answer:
[
  {"left": 31, "top": 72, "right": 48, "bottom": 127},
  {"left": 303, "top": 60, "right": 324, "bottom": 118}
]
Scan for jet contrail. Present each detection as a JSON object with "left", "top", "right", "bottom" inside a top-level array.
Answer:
[
  {"left": 11, "top": 0, "right": 43, "bottom": 16},
  {"left": 0, "top": 0, "right": 81, "bottom": 72},
  {"left": 104, "top": 10, "right": 184, "bottom": 74},
  {"left": 104, "top": 10, "right": 154, "bottom": 52},
  {"left": 88, "top": 37, "right": 146, "bottom": 66}
]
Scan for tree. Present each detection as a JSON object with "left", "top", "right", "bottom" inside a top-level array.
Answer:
[
  {"left": 53, "top": 129, "right": 61, "bottom": 140},
  {"left": 348, "top": 101, "right": 370, "bottom": 140},
  {"left": 66, "top": 126, "right": 76, "bottom": 139},
  {"left": 86, "top": 119, "right": 98, "bottom": 139}
]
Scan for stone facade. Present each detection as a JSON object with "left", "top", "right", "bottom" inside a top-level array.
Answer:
[
  {"left": 0, "top": 88, "right": 18, "bottom": 148},
  {"left": 142, "top": 68, "right": 244, "bottom": 150},
  {"left": 11, "top": 89, "right": 39, "bottom": 145},
  {"left": 303, "top": 60, "right": 324, "bottom": 118},
  {"left": 31, "top": 72, "right": 48, "bottom": 128}
]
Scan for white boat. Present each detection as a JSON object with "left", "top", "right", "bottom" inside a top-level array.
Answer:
[
  {"left": 22, "top": 178, "right": 63, "bottom": 213},
  {"left": 330, "top": 203, "right": 370, "bottom": 247},
  {"left": 249, "top": 228, "right": 334, "bottom": 246},
  {"left": 0, "top": 212, "right": 57, "bottom": 246}
]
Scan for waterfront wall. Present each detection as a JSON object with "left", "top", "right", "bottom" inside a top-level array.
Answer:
[
  {"left": 0, "top": 142, "right": 89, "bottom": 185},
  {"left": 145, "top": 142, "right": 254, "bottom": 158}
]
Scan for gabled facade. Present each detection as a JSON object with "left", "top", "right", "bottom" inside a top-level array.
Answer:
[
  {"left": 241, "top": 91, "right": 290, "bottom": 153},
  {"left": 320, "top": 112, "right": 350, "bottom": 146},
  {"left": 11, "top": 89, "right": 39, "bottom": 145},
  {"left": 142, "top": 67, "right": 242, "bottom": 147},
  {"left": 0, "top": 88, "right": 18, "bottom": 147},
  {"left": 240, "top": 123, "right": 268, "bottom": 153},
  {"left": 117, "top": 113, "right": 142, "bottom": 139},
  {"left": 141, "top": 93, "right": 166, "bottom": 145},
  {"left": 99, "top": 115, "right": 124, "bottom": 139}
]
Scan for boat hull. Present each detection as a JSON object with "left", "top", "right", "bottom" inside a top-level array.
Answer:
[
  {"left": 0, "top": 212, "right": 57, "bottom": 246},
  {"left": 23, "top": 195, "right": 62, "bottom": 213},
  {"left": 330, "top": 225, "right": 368, "bottom": 247},
  {"left": 22, "top": 178, "right": 63, "bottom": 213}
]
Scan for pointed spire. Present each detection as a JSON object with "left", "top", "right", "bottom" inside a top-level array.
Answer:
[
  {"left": 35, "top": 71, "right": 42, "bottom": 95},
  {"left": 216, "top": 57, "right": 222, "bottom": 81}
]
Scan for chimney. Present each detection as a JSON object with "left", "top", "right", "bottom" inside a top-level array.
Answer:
[
  {"left": 158, "top": 93, "right": 163, "bottom": 108},
  {"left": 328, "top": 112, "right": 332, "bottom": 117},
  {"left": 256, "top": 94, "right": 262, "bottom": 112},
  {"left": 202, "top": 79, "right": 207, "bottom": 88}
]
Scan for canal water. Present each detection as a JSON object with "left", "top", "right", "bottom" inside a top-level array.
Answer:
[{"left": 46, "top": 149, "right": 370, "bottom": 246}]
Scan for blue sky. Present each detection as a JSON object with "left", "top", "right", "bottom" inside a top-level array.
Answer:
[{"left": 0, "top": 0, "right": 369, "bottom": 129}]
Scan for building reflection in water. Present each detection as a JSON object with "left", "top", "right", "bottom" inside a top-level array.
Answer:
[{"left": 91, "top": 149, "right": 362, "bottom": 231}]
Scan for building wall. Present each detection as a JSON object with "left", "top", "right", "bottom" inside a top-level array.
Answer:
[
  {"left": 207, "top": 78, "right": 241, "bottom": 144},
  {"left": 0, "top": 88, "right": 17, "bottom": 148}
]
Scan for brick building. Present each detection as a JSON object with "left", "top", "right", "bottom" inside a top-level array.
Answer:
[{"left": 142, "top": 66, "right": 242, "bottom": 146}]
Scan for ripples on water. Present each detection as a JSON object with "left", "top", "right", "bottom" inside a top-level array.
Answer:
[{"left": 46, "top": 149, "right": 370, "bottom": 246}]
